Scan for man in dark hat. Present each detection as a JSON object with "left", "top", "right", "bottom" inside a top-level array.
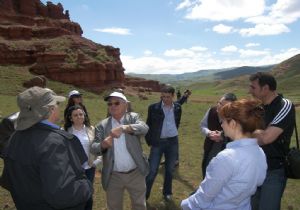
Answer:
[{"left": 2, "top": 87, "right": 92, "bottom": 210}]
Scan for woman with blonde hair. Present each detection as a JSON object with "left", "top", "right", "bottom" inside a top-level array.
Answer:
[{"left": 181, "top": 99, "right": 267, "bottom": 210}]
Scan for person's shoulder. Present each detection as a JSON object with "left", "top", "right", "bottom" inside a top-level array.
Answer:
[
  {"left": 88, "top": 125, "right": 95, "bottom": 130},
  {"left": 34, "top": 124, "right": 73, "bottom": 139},
  {"left": 50, "top": 128, "right": 74, "bottom": 140},
  {"left": 217, "top": 148, "right": 236, "bottom": 161},
  {"left": 173, "top": 102, "right": 182, "bottom": 109},
  {"left": 148, "top": 101, "right": 161, "bottom": 109},
  {"left": 272, "top": 95, "right": 294, "bottom": 113},
  {"left": 95, "top": 117, "right": 110, "bottom": 128}
]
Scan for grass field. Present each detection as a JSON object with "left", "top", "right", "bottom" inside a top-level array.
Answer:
[{"left": 1, "top": 67, "right": 300, "bottom": 210}]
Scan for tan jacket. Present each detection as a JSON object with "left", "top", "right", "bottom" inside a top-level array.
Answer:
[{"left": 68, "top": 126, "right": 101, "bottom": 167}]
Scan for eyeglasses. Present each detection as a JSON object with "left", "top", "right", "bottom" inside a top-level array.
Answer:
[{"left": 107, "top": 101, "right": 121, "bottom": 106}]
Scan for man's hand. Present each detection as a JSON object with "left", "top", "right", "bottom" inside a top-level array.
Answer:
[
  {"left": 110, "top": 125, "right": 133, "bottom": 138},
  {"left": 110, "top": 127, "right": 123, "bottom": 138},
  {"left": 101, "top": 135, "right": 113, "bottom": 149},
  {"left": 208, "top": 130, "right": 223, "bottom": 142}
]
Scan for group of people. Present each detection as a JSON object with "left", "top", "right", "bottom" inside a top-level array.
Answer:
[{"left": 0, "top": 71, "right": 296, "bottom": 210}]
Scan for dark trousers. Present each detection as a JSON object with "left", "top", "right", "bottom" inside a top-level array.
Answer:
[
  {"left": 85, "top": 167, "right": 96, "bottom": 210},
  {"left": 146, "top": 136, "right": 178, "bottom": 199},
  {"left": 251, "top": 167, "right": 287, "bottom": 210}
]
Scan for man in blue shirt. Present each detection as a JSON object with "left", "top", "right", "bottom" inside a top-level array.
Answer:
[{"left": 145, "top": 86, "right": 182, "bottom": 201}]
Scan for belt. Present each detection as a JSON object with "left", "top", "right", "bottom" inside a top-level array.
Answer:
[
  {"left": 115, "top": 168, "right": 137, "bottom": 174},
  {"left": 160, "top": 136, "right": 177, "bottom": 141}
]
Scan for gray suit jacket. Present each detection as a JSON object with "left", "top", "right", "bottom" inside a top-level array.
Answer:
[{"left": 91, "top": 112, "right": 149, "bottom": 190}]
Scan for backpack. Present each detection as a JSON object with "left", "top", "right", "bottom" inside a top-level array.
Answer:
[{"left": 0, "top": 112, "right": 18, "bottom": 158}]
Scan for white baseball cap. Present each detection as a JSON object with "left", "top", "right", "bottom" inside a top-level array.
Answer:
[
  {"left": 104, "top": 92, "right": 129, "bottom": 102},
  {"left": 68, "top": 90, "right": 82, "bottom": 98}
]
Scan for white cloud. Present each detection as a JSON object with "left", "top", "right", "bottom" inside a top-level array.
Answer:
[
  {"left": 120, "top": 29, "right": 300, "bottom": 74},
  {"left": 238, "top": 49, "right": 270, "bottom": 58},
  {"left": 270, "top": 0, "right": 300, "bottom": 22},
  {"left": 166, "top": 32, "right": 173, "bottom": 36},
  {"left": 190, "top": 46, "right": 208, "bottom": 51},
  {"left": 176, "top": 0, "right": 192, "bottom": 10},
  {"left": 121, "top": 48, "right": 300, "bottom": 74},
  {"left": 272, "top": 48, "right": 300, "bottom": 62},
  {"left": 221, "top": 45, "right": 238, "bottom": 52},
  {"left": 240, "top": 0, "right": 300, "bottom": 36},
  {"left": 93, "top": 27, "right": 132, "bottom": 35},
  {"left": 164, "top": 49, "right": 196, "bottom": 58},
  {"left": 213, "top": 24, "right": 233, "bottom": 34},
  {"left": 164, "top": 46, "right": 207, "bottom": 58},
  {"left": 177, "top": 0, "right": 300, "bottom": 37},
  {"left": 239, "top": 23, "right": 290, "bottom": 36},
  {"left": 143, "top": 50, "right": 153, "bottom": 56},
  {"left": 245, "top": 43, "right": 260, "bottom": 48},
  {"left": 184, "top": 0, "right": 265, "bottom": 21}
]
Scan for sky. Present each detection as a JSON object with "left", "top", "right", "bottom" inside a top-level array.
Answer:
[{"left": 41, "top": 0, "right": 300, "bottom": 74}]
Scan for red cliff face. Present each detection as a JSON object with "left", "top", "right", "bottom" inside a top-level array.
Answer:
[
  {"left": 0, "top": 0, "right": 163, "bottom": 92},
  {"left": 0, "top": 0, "right": 126, "bottom": 92}
]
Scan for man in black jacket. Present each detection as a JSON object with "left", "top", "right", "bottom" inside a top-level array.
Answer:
[
  {"left": 145, "top": 86, "right": 182, "bottom": 201},
  {"left": 3, "top": 87, "right": 92, "bottom": 210}
]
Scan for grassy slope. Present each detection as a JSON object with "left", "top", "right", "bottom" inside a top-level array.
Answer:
[{"left": 1, "top": 66, "right": 300, "bottom": 210}]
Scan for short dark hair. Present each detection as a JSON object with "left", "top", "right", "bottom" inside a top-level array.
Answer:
[
  {"left": 161, "top": 85, "right": 175, "bottom": 95},
  {"left": 223, "top": 93, "right": 237, "bottom": 102},
  {"left": 249, "top": 72, "right": 277, "bottom": 91}
]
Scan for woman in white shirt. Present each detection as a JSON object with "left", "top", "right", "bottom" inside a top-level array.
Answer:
[
  {"left": 64, "top": 105, "right": 101, "bottom": 210},
  {"left": 181, "top": 99, "right": 267, "bottom": 210}
]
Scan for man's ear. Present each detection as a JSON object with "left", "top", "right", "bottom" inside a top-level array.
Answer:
[{"left": 262, "top": 84, "right": 269, "bottom": 92}]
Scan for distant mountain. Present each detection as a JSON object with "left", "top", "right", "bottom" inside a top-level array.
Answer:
[
  {"left": 126, "top": 65, "right": 274, "bottom": 84},
  {"left": 213, "top": 65, "right": 275, "bottom": 80},
  {"left": 194, "top": 54, "right": 300, "bottom": 98}
]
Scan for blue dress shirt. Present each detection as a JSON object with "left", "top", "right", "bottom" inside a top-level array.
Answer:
[
  {"left": 181, "top": 138, "right": 267, "bottom": 210},
  {"left": 160, "top": 102, "right": 178, "bottom": 138}
]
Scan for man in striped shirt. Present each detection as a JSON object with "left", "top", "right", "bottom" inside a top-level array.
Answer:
[{"left": 249, "top": 72, "right": 296, "bottom": 210}]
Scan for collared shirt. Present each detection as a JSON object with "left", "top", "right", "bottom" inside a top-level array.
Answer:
[
  {"left": 71, "top": 125, "right": 90, "bottom": 169},
  {"left": 112, "top": 116, "right": 136, "bottom": 172},
  {"left": 160, "top": 101, "right": 178, "bottom": 138},
  {"left": 40, "top": 120, "right": 60, "bottom": 129},
  {"left": 181, "top": 138, "right": 267, "bottom": 210}
]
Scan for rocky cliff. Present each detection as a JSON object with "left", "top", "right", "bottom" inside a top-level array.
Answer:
[{"left": 0, "top": 0, "right": 162, "bottom": 92}]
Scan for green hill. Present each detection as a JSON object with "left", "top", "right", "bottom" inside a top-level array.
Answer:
[{"left": 1, "top": 53, "right": 300, "bottom": 209}]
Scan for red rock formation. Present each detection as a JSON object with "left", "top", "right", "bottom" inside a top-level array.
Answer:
[
  {"left": 124, "top": 76, "right": 164, "bottom": 92},
  {"left": 0, "top": 0, "right": 82, "bottom": 37},
  {"left": 0, "top": 0, "right": 163, "bottom": 92}
]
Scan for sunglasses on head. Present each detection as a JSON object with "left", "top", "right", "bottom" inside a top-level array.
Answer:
[{"left": 107, "top": 101, "right": 121, "bottom": 106}]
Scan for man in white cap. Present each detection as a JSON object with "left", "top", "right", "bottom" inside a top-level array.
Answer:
[
  {"left": 91, "top": 92, "right": 149, "bottom": 210},
  {"left": 2, "top": 87, "right": 92, "bottom": 210}
]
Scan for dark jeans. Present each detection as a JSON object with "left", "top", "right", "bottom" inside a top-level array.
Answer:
[
  {"left": 251, "top": 167, "right": 287, "bottom": 210},
  {"left": 146, "top": 136, "right": 178, "bottom": 199},
  {"left": 85, "top": 167, "right": 96, "bottom": 210}
]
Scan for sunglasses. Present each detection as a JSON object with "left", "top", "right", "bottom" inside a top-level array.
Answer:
[{"left": 107, "top": 101, "right": 121, "bottom": 106}]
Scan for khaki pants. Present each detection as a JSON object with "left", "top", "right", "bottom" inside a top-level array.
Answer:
[{"left": 106, "top": 169, "right": 146, "bottom": 210}]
